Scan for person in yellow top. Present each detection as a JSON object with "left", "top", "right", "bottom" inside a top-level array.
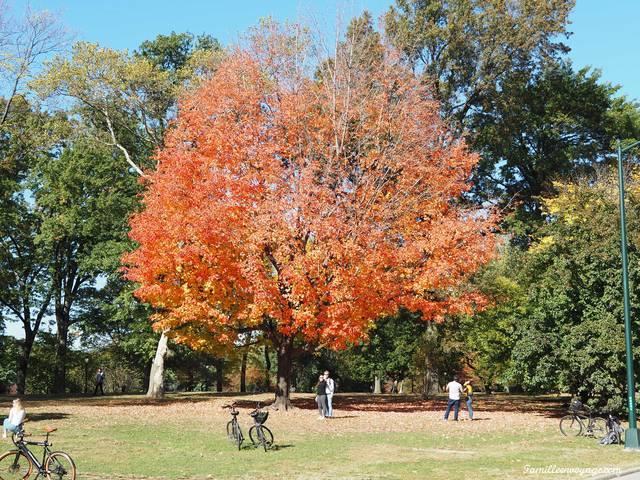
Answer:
[{"left": 464, "top": 381, "right": 474, "bottom": 421}]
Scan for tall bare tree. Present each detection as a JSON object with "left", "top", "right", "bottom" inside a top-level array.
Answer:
[{"left": 0, "top": 2, "right": 68, "bottom": 125}]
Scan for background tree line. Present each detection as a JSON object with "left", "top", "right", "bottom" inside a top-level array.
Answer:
[{"left": 0, "top": 0, "right": 639, "bottom": 413}]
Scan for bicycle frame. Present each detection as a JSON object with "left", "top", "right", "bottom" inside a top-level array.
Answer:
[
  {"left": 224, "top": 403, "right": 244, "bottom": 449},
  {"left": 230, "top": 416, "right": 242, "bottom": 436},
  {"left": 11, "top": 431, "right": 53, "bottom": 478},
  {"left": 569, "top": 411, "right": 597, "bottom": 435}
]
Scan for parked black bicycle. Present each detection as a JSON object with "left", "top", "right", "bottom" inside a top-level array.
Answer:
[
  {"left": 249, "top": 403, "right": 273, "bottom": 452},
  {"left": 0, "top": 420, "right": 76, "bottom": 479},
  {"left": 559, "top": 400, "right": 607, "bottom": 438},
  {"left": 224, "top": 403, "right": 244, "bottom": 450}
]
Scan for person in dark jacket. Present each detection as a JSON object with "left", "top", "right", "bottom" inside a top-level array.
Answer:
[
  {"left": 93, "top": 368, "right": 105, "bottom": 396},
  {"left": 315, "top": 374, "right": 328, "bottom": 419}
]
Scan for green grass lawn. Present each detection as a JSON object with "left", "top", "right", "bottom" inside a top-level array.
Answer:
[{"left": 1, "top": 393, "right": 637, "bottom": 479}]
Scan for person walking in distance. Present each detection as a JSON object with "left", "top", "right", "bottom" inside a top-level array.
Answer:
[
  {"left": 443, "top": 375, "right": 463, "bottom": 421},
  {"left": 93, "top": 368, "right": 106, "bottom": 396},
  {"left": 324, "top": 370, "right": 335, "bottom": 418},
  {"left": 464, "top": 380, "right": 474, "bottom": 421}
]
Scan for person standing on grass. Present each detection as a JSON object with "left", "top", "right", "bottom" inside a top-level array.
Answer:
[
  {"left": 464, "top": 380, "right": 474, "bottom": 421},
  {"left": 315, "top": 374, "right": 328, "bottom": 419},
  {"left": 324, "top": 370, "right": 335, "bottom": 418},
  {"left": 93, "top": 367, "right": 106, "bottom": 396},
  {"left": 443, "top": 375, "right": 463, "bottom": 421},
  {"left": 2, "top": 398, "right": 26, "bottom": 439}
]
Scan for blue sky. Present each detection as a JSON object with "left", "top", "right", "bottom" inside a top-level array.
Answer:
[
  {"left": 11, "top": 0, "right": 640, "bottom": 101},
  {"left": 3, "top": 0, "right": 639, "bottom": 338}
]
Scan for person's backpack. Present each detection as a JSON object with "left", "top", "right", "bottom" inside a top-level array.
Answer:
[
  {"left": 600, "top": 415, "right": 624, "bottom": 445},
  {"left": 600, "top": 430, "right": 620, "bottom": 445}
]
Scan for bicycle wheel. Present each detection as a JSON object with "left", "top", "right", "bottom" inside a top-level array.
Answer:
[
  {"left": 0, "top": 450, "right": 33, "bottom": 480},
  {"left": 249, "top": 425, "right": 274, "bottom": 451},
  {"left": 559, "top": 415, "right": 582, "bottom": 436},
  {"left": 45, "top": 451, "right": 76, "bottom": 480},
  {"left": 226, "top": 420, "right": 235, "bottom": 443},
  {"left": 589, "top": 417, "right": 607, "bottom": 438}
]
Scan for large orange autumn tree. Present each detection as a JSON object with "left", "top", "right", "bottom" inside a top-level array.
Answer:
[{"left": 124, "top": 23, "right": 497, "bottom": 409}]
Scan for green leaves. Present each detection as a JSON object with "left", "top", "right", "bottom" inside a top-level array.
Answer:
[
  {"left": 344, "top": 309, "right": 428, "bottom": 382},
  {"left": 506, "top": 169, "right": 640, "bottom": 411},
  {"left": 471, "top": 61, "right": 640, "bottom": 220},
  {"left": 385, "top": 0, "right": 574, "bottom": 122}
]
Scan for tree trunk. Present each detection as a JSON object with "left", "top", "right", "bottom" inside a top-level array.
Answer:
[
  {"left": 423, "top": 370, "right": 430, "bottom": 398},
  {"left": 16, "top": 332, "right": 36, "bottom": 395},
  {"left": 399, "top": 380, "right": 404, "bottom": 394},
  {"left": 215, "top": 360, "right": 224, "bottom": 392},
  {"left": 142, "top": 361, "right": 152, "bottom": 392},
  {"left": 53, "top": 313, "right": 69, "bottom": 395},
  {"left": 264, "top": 344, "right": 271, "bottom": 389},
  {"left": 374, "top": 375, "right": 382, "bottom": 394},
  {"left": 147, "top": 330, "right": 168, "bottom": 398},
  {"left": 272, "top": 336, "right": 293, "bottom": 410},
  {"left": 240, "top": 352, "right": 247, "bottom": 393}
]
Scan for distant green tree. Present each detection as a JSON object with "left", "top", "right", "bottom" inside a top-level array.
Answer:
[
  {"left": 0, "top": 335, "right": 20, "bottom": 392},
  {"left": 34, "top": 32, "right": 223, "bottom": 397},
  {"left": 0, "top": 97, "right": 65, "bottom": 394},
  {"left": 135, "top": 31, "right": 221, "bottom": 76},
  {"left": 508, "top": 169, "right": 640, "bottom": 412},
  {"left": 32, "top": 139, "right": 140, "bottom": 393},
  {"left": 24, "top": 331, "right": 57, "bottom": 394},
  {"left": 471, "top": 61, "right": 640, "bottom": 234},
  {"left": 78, "top": 276, "right": 158, "bottom": 388},
  {"left": 385, "top": 0, "right": 574, "bottom": 124},
  {"left": 453, "top": 248, "right": 525, "bottom": 390},
  {"left": 343, "top": 309, "right": 427, "bottom": 393}
]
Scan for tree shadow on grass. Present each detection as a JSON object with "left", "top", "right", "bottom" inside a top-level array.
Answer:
[
  {"left": 239, "top": 443, "right": 293, "bottom": 451},
  {"left": 1, "top": 391, "right": 265, "bottom": 408},
  {"left": 25, "top": 412, "right": 70, "bottom": 423},
  {"left": 270, "top": 444, "right": 293, "bottom": 451},
  {"left": 2, "top": 392, "right": 570, "bottom": 419},
  {"left": 265, "top": 393, "right": 570, "bottom": 418}
]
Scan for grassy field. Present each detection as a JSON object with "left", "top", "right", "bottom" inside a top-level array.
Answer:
[{"left": 0, "top": 392, "right": 637, "bottom": 479}]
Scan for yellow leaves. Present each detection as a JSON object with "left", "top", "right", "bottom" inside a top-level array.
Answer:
[
  {"left": 529, "top": 235, "right": 555, "bottom": 254},
  {"left": 542, "top": 169, "right": 627, "bottom": 226}
]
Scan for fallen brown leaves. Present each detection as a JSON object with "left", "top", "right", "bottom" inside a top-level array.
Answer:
[{"left": 9, "top": 392, "right": 566, "bottom": 440}]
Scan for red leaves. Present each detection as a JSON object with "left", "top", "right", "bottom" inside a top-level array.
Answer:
[{"left": 123, "top": 28, "right": 497, "bottom": 351}]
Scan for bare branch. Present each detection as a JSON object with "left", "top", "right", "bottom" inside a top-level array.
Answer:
[
  {"left": 102, "top": 108, "right": 146, "bottom": 177},
  {"left": 0, "top": 5, "right": 70, "bottom": 124}
]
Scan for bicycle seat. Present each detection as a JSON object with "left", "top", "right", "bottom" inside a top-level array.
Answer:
[{"left": 43, "top": 426, "right": 57, "bottom": 433}]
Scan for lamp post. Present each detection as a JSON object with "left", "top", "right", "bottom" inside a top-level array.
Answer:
[
  {"left": 84, "top": 357, "right": 89, "bottom": 395},
  {"left": 616, "top": 139, "right": 640, "bottom": 450}
]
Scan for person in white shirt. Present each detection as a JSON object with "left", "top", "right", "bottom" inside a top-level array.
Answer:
[
  {"left": 443, "top": 375, "right": 463, "bottom": 421},
  {"left": 3, "top": 398, "right": 26, "bottom": 438},
  {"left": 324, "top": 371, "right": 335, "bottom": 418}
]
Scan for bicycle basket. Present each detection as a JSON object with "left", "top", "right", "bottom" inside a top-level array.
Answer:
[
  {"left": 569, "top": 400, "right": 583, "bottom": 412},
  {"left": 251, "top": 411, "right": 269, "bottom": 424}
]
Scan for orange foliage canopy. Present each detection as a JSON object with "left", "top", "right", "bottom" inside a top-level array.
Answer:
[{"left": 123, "top": 28, "right": 497, "bottom": 352}]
